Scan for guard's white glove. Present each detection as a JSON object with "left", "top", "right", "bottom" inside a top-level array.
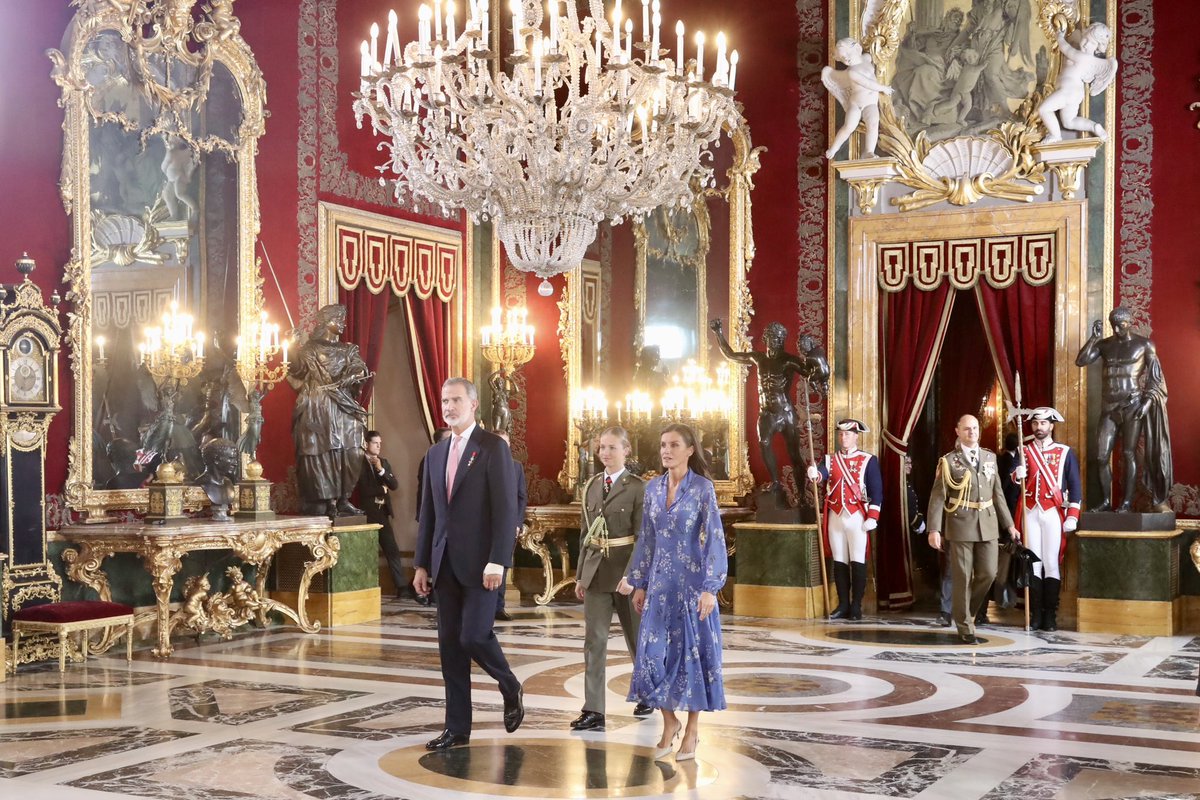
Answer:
[
  {"left": 864, "top": 518, "right": 878, "bottom": 532},
  {"left": 806, "top": 465, "right": 821, "bottom": 483},
  {"left": 1012, "top": 465, "right": 1027, "bottom": 480},
  {"left": 1063, "top": 516, "right": 1078, "bottom": 533}
]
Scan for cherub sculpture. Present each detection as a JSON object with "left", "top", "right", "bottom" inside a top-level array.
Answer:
[
  {"left": 822, "top": 38, "right": 893, "bottom": 160},
  {"left": 1037, "top": 22, "right": 1118, "bottom": 143}
]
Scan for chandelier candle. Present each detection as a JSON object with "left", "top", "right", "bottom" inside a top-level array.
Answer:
[{"left": 353, "top": 0, "right": 742, "bottom": 290}]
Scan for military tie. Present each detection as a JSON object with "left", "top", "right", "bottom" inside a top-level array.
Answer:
[{"left": 604, "top": 475, "right": 612, "bottom": 497}]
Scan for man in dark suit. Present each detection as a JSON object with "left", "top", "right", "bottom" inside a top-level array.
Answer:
[
  {"left": 414, "top": 427, "right": 451, "bottom": 606},
  {"left": 494, "top": 431, "right": 527, "bottom": 622},
  {"left": 414, "top": 377, "right": 524, "bottom": 750},
  {"left": 357, "top": 430, "right": 407, "bottom": 598}
]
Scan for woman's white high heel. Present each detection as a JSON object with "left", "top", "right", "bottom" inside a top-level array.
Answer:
[
  {"left": 652, "top": 724, "right": 682, "bottom": 761},
  {"left": 675, "top": 736, "right": 699, "bottom": 761}
]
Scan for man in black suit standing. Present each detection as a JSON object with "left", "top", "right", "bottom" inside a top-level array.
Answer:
[
  {"left": 357, "top": 430, "right": 407, "bottom": 598},
  {"left": 494, "top": 430, "right": 527, "bottom": 622},
  {"left": 415, "top": 377, "right": 524, "bottom": 750}
]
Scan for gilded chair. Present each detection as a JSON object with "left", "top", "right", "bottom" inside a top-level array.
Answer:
[{"left": 3, "top": 562, "right": 134, "bottom": 673}]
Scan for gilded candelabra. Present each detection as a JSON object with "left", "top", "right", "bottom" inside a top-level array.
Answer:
[
  {"left": 573, "top": 387, "right": 611, "bottom": 496},
  {"left": 138, "top": 300, "right": 206, "bottom": 386},
  {"left": 481, "top": 307, "right": 535, "bottom": 434},
  {"left": 234, "top": 313, "right": 289, "bottom": 519}
]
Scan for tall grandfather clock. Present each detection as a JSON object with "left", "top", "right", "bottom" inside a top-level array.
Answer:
[{"left": 0, "top": 254, "right": 63, "bottom": 623}]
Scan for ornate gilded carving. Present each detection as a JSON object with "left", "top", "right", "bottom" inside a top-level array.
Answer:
[
  {"left": 55, "top": 0, "right": 267, "bottom": 518},
  {"left": 876, "top": 101, "right": 1048, "bottom": 212},
  {"left": 58, "top": 517, "right": 336, "bottom": 658},
  {"left": 849, "top": 177, "right": 889, "bottom": 215},
  {"left": 1050, "top": 160, "right": 1087, "bottom": 201}
]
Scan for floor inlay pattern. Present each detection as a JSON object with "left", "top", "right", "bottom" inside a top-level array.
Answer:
[{"left": 1, "top": 602, "right": 1197, "bottom": 799}]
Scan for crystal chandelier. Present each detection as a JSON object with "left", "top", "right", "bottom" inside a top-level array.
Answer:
[{"left": 353, "top": 0, "right": 743, "bottom": 291}]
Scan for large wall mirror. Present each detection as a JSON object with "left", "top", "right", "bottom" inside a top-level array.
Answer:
[
  {"left": 55, "top": 3, "right": 266, "bottom": 519},
  {"left": 562, "top": 123, "right": 759, "bottom": 505}
]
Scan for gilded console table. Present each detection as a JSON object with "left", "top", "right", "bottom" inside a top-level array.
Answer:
[
  {"left": 519, "top": 504, "right": 753, "bottom": 607},
  {"left": 59, "top": 516, "right": 338, "bottom": 658}
]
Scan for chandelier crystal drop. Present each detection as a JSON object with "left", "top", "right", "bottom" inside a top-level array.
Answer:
[{"left": 353, "top": 0, "right": 743, "bottom": 281}]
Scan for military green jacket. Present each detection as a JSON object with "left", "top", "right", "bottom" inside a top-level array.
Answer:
[{"left": 927, "top": 444, "right": 1015, "bottom": 542}]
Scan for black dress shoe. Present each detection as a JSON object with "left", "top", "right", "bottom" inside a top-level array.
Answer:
[
  {"left": 958, "top": 633, "right": 978, "bottom": 645},
  {"left": 571, "top": 710, "right": 605, "bottom": 730},
  {"left": 415, "top": 594, "right": 433, "bottom": 606},
  {"left": 495, "top": 610, "right": 513, "bottom": 621},
  {"left": 503, "top": 685, "right": 525, "bottom": 733},
  {"left": 425, "top": 729, "right": 470, "bottom": 750},
  {"left": 935, "top": 612, "right": 953, "bottom": 627},
  {"left": 632, "top": 702, "right": 654, "bottom": 718}
]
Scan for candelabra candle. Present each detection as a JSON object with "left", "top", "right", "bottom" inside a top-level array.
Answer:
[{"left": 138, "top": 301, "right": 206, "bottom": 384}]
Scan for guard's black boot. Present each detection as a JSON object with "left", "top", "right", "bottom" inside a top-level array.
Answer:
[
  {"left": 1041, "top": 577, "right": 1061, "bottom": 632},
  {"left": 849, "top": 561, "right": 868, "bottom": 620},
  {"left": 829, "top": 561, "right": 851, "bottom": 619},
  {"left": 1028, "top": 576, "right": 1043, "bottom": 631}
]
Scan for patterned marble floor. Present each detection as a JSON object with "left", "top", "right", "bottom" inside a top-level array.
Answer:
[{"left": 2, "top": 601, "right": 1198, "bottom": 799}]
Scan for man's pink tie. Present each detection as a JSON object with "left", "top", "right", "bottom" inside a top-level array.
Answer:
[{"left": 446, "top": 435, "right": 462, "bottom": 500}]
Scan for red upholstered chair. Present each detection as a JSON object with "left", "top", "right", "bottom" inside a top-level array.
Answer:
[{"left": 3, "top": 563, "right": 134, "bottom": 672}]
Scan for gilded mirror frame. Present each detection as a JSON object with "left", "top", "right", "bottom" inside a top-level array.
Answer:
[
  {"left": 561, "top": 122, "right": 760, "bottom": 505},
  {"left": 55, "top": 3, "right": 267, "bottom": 519},
  {"left": 635, "top": 195, "right": 710, "bottom": 370}
]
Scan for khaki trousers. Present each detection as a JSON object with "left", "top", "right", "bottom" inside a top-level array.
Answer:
[
  {"left": 582, "top": 588, "right": 639, "bottom": 714},
  {"left": 948, "top": 539, "right": 998, "bottom": 636}
]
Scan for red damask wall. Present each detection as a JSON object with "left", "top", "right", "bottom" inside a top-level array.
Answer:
[{"left": 1, "top": 1, "right": 1197, "bottom": 516}]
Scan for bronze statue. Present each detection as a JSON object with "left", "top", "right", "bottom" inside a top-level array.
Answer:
[
  {"left": 196, "top": 437, "right": 239, "bottom": 520},
  {"left": 710, "top": 319, "right": 830, "bottom": 494},
  {"left": 287, "top": 303, "right": 370, "bottom": 517},
  {"left": 1074, "top": 306, "right": 1173, "bottom": 512},
  {"left": 488, "top": 369, "right": 516, "bottom": 434}
]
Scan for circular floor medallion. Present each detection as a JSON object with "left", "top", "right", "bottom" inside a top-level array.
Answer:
[
  {"left": 379, "top": 737, "right": 719, "bottom": 797},
  {"left": 812, "top": 626, "right": 1014, "bottom": 649},
  {"left": 723, "top": 672, "right": 851, "bottom": 699}
]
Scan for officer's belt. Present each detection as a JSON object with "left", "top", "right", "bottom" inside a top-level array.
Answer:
[
  {"left": 951, "top": 499, "right": 993, "bottom": 511},
  {"left": 587, "top": 535, "right": 636, "bottom": 549}
]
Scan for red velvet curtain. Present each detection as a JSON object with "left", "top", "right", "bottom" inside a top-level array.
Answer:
[
  {"left": 340, "top": 286, "right": 391, "bottom": 410},
  {"left": 403, "top": 295, "right": 450, "bottom": 437},
  {"left": 975, "top": 281, "right": 1055, "bottom": 410},
  {"left": 878, "top": 284, "right": 956, "bottom": 610},
  {"left": 937, "top": 300, "right": 1003, "bottom": 453}
]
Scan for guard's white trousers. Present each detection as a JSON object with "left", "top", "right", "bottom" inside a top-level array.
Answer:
[
  {"left": 827, "top": 510, "right": 868, "bottom": 564},
  {"left": 1023, "top": 504, "right": 1064, "bottom": 580}
]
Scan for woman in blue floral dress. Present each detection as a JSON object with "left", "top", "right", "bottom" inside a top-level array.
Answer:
[{"left": 621, "top": 423, "right": 727, "bottom": 761}]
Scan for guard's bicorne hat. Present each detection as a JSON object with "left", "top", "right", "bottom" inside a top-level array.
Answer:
[
  {"left": 836, "top": 418, "right": 869, "bottom": 434},
  {"left": 1029, "top": 406, "right": 1065, "bottom": 423}
]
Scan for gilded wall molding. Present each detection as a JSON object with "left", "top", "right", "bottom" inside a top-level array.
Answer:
[{"left": 56, "top": 0, "right": 267, "bottom": 518}]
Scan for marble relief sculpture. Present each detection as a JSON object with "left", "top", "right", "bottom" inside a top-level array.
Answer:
[
  {"left": 1037, "top": 22, "right": 1117, "bottom": 142},
  {"left": 822, "top": 38, "right": 894, "bottom": 159}
]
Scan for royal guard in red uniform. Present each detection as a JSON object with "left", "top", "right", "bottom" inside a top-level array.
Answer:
[
  {"left": 1011, "top": 407, "right": 1081, "bottom": 631},
  {"left": 807, "top": 419, "right": 883, "bottom": 619}
]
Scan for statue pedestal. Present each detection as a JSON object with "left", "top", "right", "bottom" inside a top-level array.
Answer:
[
  {"left": 732, "top": 522, "right": 827, "bottom": 619},
  {"left": 272, "top": 519, "right": 380, "bottom": 627},
  {"left": 1076, "top": 520, "right": 1185, "bottom": 635}
]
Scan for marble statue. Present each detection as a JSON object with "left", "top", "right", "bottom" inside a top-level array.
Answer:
[
  {"left": 196, "top": 437, "right": 239, "bottom": 520},
  {"left": 711, "top": 319, "right": 829, "bottom": 496},
  {"left": 822, "top": 38, "right": 893, "bottom": 159},
  {"left": 287, "top": 303, "right": 369, "bottom": 517},
  {"left": 1074, "top": 306, "right": 1173, "bottom": 513},
  {"left": 1038, "top": 23, "right": 1118, "bottom": 143}
]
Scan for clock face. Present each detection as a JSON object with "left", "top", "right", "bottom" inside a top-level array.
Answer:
[{"left": 8, "top": 335, "right": 47, "bottom": 404}]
